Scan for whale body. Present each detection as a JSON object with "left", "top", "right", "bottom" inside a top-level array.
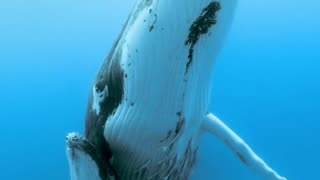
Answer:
[{"left": 66, "top": 0, "right": 287, "bottom": 180}]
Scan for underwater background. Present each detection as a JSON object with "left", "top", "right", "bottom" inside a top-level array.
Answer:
[{"left": 0, "top": 0, "right": 319, "bottom": 179}]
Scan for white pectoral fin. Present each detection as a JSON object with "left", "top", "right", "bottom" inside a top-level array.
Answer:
[{"left": 201, "top": 113, "right": 286, "bottom": 180}]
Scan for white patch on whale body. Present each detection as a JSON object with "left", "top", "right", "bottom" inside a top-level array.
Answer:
[{"left": 92, "top": 85, "right": 108, "bottom": 115}]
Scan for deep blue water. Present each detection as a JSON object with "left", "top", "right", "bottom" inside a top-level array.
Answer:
[{"left": 0, "top": 0, "right": 319, "bottom": 179}]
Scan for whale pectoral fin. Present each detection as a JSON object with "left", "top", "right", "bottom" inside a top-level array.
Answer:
[
  {"left": 201, "top": 113, "right": 287, "bottom": 180},
  {"left": 65, "top": 132, "right": 117, "bottom": 180}
]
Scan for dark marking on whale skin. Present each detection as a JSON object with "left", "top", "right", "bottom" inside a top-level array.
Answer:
[
  {"left": 223, "top": 137, "right": 249, "bottom": 166},
  {"left": 128, "top": 0, "right": 153, "bottom": 29},
  {"left": 149, "top": 14, "right": 157, "bottom": 32},
  {"left": 82, "top": 9, "right": 130, "bottom": 180},
  {"left": 185, "top": 1, "right": 221, "bottom": 74},
  {"left": 160, "top": 130, "right": 172, "bottom": 143},
  {"left": 159, "top": 114, "right": 186, "bottom": 145},
  {"left": 153, "top": 138, "right": 198, "bottom": 179},
  {"left": 175, "top": 117, "right": 185, "bottom": 135},
  {"left": 179, "top": 139, "right": 198, "bottom": 178},
  {"left": 236, "top": 151, "right": 249, "bottom": 166},
  {"left": 84, "top": 52, "right": 124, "bottom": 178},
  {"left": 83, "top": 56, "right": 123, "bottom": 179}
]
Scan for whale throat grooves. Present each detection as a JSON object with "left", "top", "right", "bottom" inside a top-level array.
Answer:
[{"left": 65, "top": 0, "right": 288, "bottom": 180}]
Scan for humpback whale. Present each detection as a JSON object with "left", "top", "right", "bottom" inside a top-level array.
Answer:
[{"left": 66, "top": 0, "right": 287, "bottom": 179}]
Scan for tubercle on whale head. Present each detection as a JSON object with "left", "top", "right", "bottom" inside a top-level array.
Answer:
[{"left": 79, "top": 28, "right": 125, "bottom": 179}]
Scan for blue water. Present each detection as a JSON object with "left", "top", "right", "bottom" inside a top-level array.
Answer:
[{"left": 0, "top": 0, "right": 319, "bottom": 179}]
